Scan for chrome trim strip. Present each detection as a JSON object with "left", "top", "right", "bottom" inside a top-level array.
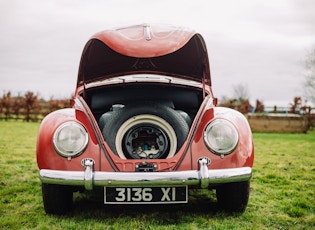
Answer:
[
  {"left": 144, "top": 24, "right": 152, "bottom": 41},
  {"left": 40, "top": 167, "right": 252, "bottom": 191}
]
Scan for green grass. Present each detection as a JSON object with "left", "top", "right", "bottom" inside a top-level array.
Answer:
[{"left": 1, "top": 120, "right": 314, "bottom": 229}]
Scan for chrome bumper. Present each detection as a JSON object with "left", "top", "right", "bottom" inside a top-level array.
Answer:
[{"left": 39, "top": 158, "right": 252, "bottom": 190}]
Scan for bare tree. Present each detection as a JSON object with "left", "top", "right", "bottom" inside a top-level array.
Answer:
[
  {"left": 0, "top": 94, "right": 2, "bottom": 115},
  {"left": 255, "top": 100, "right": 265, "bottom": 113},
  {"left": 49, "top": 97, "right": 70, "bottom": 113},
  {"left": 219, "top": 87, "right": 253, "bottom": 114},
  {"left": 1, "top": 92, "right": 12, "bottom": 120},
  {"left": 237, "top": 99, "right": 253, "bottom": 114},
  {"left": 304, "top": 47, "right": 315, "bottom": 104},
  {"left": 232, "top": 83, "right": 250, "bottom": 103},
  {"left": 289, "top": 96, "right": 302, "bottom": 114},
  {"left": 12, "top": 93, "right": 23, "bottom": 120},
  {"left": 23, "top": 91, "right": 40, "bottom": 122}
]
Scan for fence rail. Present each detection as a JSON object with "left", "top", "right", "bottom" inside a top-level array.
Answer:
[{"left": 251, "top": 106, "right": 315, "bottom": 115}]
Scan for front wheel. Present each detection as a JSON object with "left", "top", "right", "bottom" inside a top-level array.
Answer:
[
  {"left": 216, "top": 180, "right": 250, "bottom": 213},
  {"left": 42, "top": 183, "right": 73, "bottom": 215}
]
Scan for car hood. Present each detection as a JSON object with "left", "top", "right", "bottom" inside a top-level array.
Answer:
[{"left": 77, "top": 24, "right": 211, "bottom": 86}]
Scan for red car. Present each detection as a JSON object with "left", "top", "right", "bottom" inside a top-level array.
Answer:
[{"left": 37, "top": 24, "right": 254, "bottom": 214}]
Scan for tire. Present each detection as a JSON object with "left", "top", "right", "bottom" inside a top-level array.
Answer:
[
  {"left": 103, "top": 102, "right": 189, "bottom": 159},
  {"left": 216, "top": 180, "right": 250, "bottom": 213},
  {"left": 42, "top": 183, "right": 73, "bottom": 215}
]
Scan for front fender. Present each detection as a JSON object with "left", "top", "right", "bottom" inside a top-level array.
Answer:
[
  {"left": 36, "top": 108, "right": 101, "bottom": 171},
  {"left": 190, "top": 106, "right": 254, "bottom": 170},
  {"left": 214, "top": 107, "right": 254, "bottom": 166}
]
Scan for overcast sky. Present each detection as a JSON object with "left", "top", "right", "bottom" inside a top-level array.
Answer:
[{"left": 1, "top": 0, "right": 315, "bottom": 106}]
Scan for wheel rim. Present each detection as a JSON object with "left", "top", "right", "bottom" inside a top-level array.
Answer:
[{"left": 115, "top": 114, "right": 177, "bottom": 159}]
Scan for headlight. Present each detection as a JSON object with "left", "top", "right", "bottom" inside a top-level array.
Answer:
[
  {"left": 204, "top": 119, "right": 238, "bottom": 156},
  {"left": 53, "top": 121, "right": 88, "bottom": 158}
]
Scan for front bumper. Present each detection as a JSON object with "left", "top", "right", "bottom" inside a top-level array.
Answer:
[{"left": 39, "top": 158, "right": 252, "bottom": 190}]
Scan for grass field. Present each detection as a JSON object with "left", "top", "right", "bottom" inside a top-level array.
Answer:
[{"left": 0, "top": 121, "right": 314, "bottom": 229}]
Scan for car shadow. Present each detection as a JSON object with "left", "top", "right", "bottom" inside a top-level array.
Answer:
[{"left": 68, "top": 189, "right": 226, "bottom": 222}]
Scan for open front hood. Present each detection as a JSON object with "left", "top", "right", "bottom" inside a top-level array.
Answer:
[{"left": 77, "top": 24, "right": 211, "bottom": 86}]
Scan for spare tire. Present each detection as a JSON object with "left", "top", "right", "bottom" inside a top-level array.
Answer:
[{"left": 103, "top": 102, "right": 189, "bottom": 159}]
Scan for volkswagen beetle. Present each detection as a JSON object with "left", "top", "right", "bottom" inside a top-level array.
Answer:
[{"left": 36, "top": 24, "right": 254, "bottom": 214}]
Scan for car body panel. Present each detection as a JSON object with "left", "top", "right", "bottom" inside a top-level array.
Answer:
[
  {"left": 77, "top": 24, "right": 211, "bottom": 87},
  {"left": 92, "top": 24, "right": 195, "bottom": 58},
  {"left": 37, "top": 96, "right": 254, "bottom": 172}
]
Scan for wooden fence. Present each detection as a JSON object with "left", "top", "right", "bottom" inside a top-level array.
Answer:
[{"left": 247, "top": 106, "right": 314, "bottom": 133}]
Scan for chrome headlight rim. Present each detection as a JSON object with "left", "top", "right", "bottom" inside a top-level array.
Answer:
[
  {"left": 204, "top": 119, "right": 239, "bottom": 155},
  {"left": 53, "top": 121, "right": 89, "bottom": 158}
]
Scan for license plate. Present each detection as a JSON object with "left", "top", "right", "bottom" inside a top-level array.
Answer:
[{"left": 104, "top": 186, "right": 188, "bottom": 204}]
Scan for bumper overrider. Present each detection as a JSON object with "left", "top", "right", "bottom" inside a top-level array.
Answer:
[{"left": 39, "top": 158, "right": 252, "bottom": 190}]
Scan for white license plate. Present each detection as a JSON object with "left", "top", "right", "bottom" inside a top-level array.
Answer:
[{"left": 104, "top": 186, "right": 188, "bottom": 204}]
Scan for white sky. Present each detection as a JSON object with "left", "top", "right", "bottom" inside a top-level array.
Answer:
[{"left": 1, "top": 0, "right": 315, "bottom": 106}]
